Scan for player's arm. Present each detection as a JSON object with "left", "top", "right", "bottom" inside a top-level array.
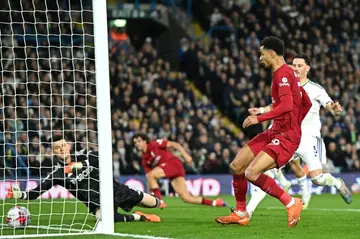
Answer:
[
  {"left": 7, "top": 168, "right": 64, "bottom": 200},
  {"left": 300, "top": 87, "right": 312, "bottom": 121},
  {"left": 142, "top": 158, "right": 152, "bottom": 174},
  {"left": 325, "top": 101, "right": 342, "bottom": 116},
  {"left": 166, "top": 141, "right": 193, "bottom": 164},
  {"left": 70, "top": 150, "right": 99, "bottom": 170},
  {"left": 256, "top": 95, "right": 293, "bottom": 122},
  {"left": 317, "top": 88, "right": 342, "bottom": 116},
  {"left": 248, "top": 104, "right": 272, "bottom": 115}
]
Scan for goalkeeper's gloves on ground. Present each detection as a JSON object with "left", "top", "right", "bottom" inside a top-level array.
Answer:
[{"left": 6, "top": 185, "right": 23, "bottom": 199}]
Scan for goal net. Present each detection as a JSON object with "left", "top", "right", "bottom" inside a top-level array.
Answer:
[{"left": 0, "top": 0, "right": 113, "bottom": 237}]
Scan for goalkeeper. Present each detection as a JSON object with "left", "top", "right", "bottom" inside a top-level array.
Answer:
[{"left": 7, "top": 134, "right": 161, "bottom": 223}]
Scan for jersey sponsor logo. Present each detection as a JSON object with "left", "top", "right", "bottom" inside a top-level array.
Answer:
[
  {"left": 156, "top": 139, "right": 163, "bottom": 145},
  {"left": 70, "top": 166, "right": 94, "bottom": 184},
  {"left": 279, "top": 77, "right": 290, "bottom": 87}
]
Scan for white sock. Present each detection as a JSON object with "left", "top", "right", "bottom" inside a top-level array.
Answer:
[
  {"left": 297, "top": 175, "right": 308, "bottom": 194},
  {"left": 132, "top": 213, "right": 141, "bottom": 221},
  {"left": 246, "top": 186, "right": 267, "bottom": 218},
  {"left": 312, "top": 173, "right": 342, "bottom": 189},
  {"left": 286, "top": 197, "right": 295, "bottom": 208},
  {"left": 235, "top": 210, "right": 247, "bottom": 218},
  {"left": 274, "top": 169, "right": 291, "bottom": 187}
]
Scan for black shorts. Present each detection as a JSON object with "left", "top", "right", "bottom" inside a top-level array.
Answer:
[{"left": 114, "top": 182, "right": 144, "bottom": 212}]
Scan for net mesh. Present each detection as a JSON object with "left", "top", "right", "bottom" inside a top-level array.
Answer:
[{"left": 0, "top": 0, "right": 99, "bottom": 236}]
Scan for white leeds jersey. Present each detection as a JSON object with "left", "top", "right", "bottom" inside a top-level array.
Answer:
[{"left": 301, "top": 80, "right": 332, "bottom": 137}]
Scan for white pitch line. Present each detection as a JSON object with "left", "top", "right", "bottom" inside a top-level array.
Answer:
[
  {"left": 113, "top": 232, "right": 174, "bottom": 239},
  {"left": 0, "top": 223, "right": 174, "bottom": 239},
  {"left": 0, "top": 232, "right": 174, "bottom": 239},
  {"left": 267, "top": 207, "right": 360, "bottom": 212}
]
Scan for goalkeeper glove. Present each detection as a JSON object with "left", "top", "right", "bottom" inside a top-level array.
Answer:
[
  {"left": 6, "top": 185, "right": 23, "bottom": 199},
  {"left": 64, "top": 162, "right": 83, "bottom": 174}
]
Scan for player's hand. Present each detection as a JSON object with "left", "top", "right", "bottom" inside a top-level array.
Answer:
[
  {"left": 71, "top": 162, "right": 83, "bottom": 170},
  {"left": 242, "top": 115, "right": 259, "bottom": 128},
  {"left": 331, "top": 102, "right": 342, "bottom": 116},
  {"left": 248, "top": 108, "right": 260, "bottom": 115},
  {"left": 6, "top": 185, "right": 23, "bottom": 199},
  {"left": 183, "top": 154, "right": 193, "bottom": 164}
]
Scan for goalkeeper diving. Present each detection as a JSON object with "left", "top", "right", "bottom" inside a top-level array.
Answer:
[{"left": 7, "top": 134, "right": 161, "bottom": 223}]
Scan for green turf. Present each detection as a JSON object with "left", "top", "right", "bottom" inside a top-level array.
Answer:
[{"left": 1, "top": 194, "right": 360, "bottom": 239}]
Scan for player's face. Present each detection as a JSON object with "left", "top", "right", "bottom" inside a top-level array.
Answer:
[
  {"left": 134, "top": 137, "right": 146, "bottom": 151},
  {"left": 292, "top": 58, "right": 310, "bottom": 79},
  {"left": 259, "top": 46, "right": 272, "bottom": 68},
  {"left": 52, "top": 139, "right": 71, "bottom": 162}
]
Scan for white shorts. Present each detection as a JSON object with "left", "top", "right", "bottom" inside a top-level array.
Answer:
[{"left": 291, "top": 136, "right": 326, "bottom": 172}]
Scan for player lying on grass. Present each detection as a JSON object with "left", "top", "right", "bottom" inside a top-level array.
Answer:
[
  {"left": 215, "top": 36, "right": 312, "bottom": 227},
  {"left": 7, "top": 134, "right": 161, "bottom": 223},
  {"left": 245, "top": 54, "right": 351, "bottom": 217},
  {"left": 133, "top": 133, "right": 226, "bottom": 208}
]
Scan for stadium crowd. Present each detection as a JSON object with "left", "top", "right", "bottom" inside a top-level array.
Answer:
[
  {"left": 0, "top": 0, "right": 243, "bottom": 177},
  {"left": 180, "top": 0, "right": 360, "bottom": 173}
]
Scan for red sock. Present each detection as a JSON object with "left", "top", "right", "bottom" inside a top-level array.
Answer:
[
  {"left": 253, "top": 173, "right": 292, "bottom": 206},
  {"left": 201, "top": 198, "right": 213, "bottom": 206},
  {"left": 233, "top": 174, "right": 247, "bottom": 211},
  {"left": 152, "top": 188, "right": 162, "bottom": 200}
]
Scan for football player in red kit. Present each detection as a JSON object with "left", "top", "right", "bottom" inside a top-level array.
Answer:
[
  {"left": 215, "top": 36, "right": 312, "bottom": 227},
  {"left": 133, "top": 133, "right": 226, "bottom": 208}
]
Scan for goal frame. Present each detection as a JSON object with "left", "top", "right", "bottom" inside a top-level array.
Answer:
[{"left": 0, "top": 0, "right": 114, "bottom": 237}]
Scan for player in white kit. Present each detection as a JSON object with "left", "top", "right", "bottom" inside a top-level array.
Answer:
[{"left": 246, "top": 54, "right": 352, "bottom": 217}]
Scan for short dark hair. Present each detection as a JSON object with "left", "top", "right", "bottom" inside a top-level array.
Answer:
[
  {"left": 293, "top": 54, "right": 311, "bottom": 66},
  {"left": 260, "top": 36, "right": 285, "bottom": 56},
  {"left": 132, "top": 133, "right": 150, "bottom": 143},
  {"left": 48, "top": 133, "right": 68, "bottom": 147}
]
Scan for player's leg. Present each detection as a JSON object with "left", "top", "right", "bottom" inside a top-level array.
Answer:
[
  {"left": 138, "top": 192, "right": 162, "bottom": 208},
  {"left": 246, "top": 169, "right": 275, "bottom": 218},
  {"left": 246, "top": 146, "right": 303, "bottom": 227},
  {"left": 170, "top": 176, "right": 226, "bottom": 206},
  {"left": 288, "top": 158, "right": 311, "bottom": 208},
  {"left": 113, "top": 184, "right": 162, "bottom": 222},
  {"left": 146, "top": 167, "right": 166, "bottom": 200},
  {"left": 310, "top": 169, "right": 351, "bottom": 204},
  {"left": 304, "top": 137, "right": 351, "bottom": 204},
  {"left": 215, "top": 132, "right": 270, "bottom": 225},
  {"left": 95, "top": 208, "right": 160, "bottom": 223},
  {"left": 273, "top": 168, "right": 292, "bottom": 192}
]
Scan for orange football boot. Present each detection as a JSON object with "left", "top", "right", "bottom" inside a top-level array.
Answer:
[
  {"left": 215, "top": 208, "right": 249, "bottom": 226},
  {"left": 159, "top": 201, "right": 167, "bottom": 209},
  {"left": 214, "top": 198, "right": 227, "bottom": 207},
  {"left": 286, "top": 198, "right": 304, "bottom": 227},
  {"left": 134, "top": 211, "right": 161, "bottom": 222}
]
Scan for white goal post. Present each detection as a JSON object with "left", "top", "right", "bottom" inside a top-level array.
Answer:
[{"left": 0, "top": 0, "right": 114, "bottom": 237}]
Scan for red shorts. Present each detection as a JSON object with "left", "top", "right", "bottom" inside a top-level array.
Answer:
[
  {"left": 247, "top": 130, "right": 299, "bottom": 168},
  {"left": 158, "top": 159, "right": 185, "bottom": 179}
]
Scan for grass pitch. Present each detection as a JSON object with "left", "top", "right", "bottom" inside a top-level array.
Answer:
[{"left": 1, "top": 194, "right": 359, "bottom": 239}]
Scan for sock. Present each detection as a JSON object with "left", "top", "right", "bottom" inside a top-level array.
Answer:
[
  {"left": 252, "top": 173, "right": 292, "bottom": 206},
  {"left": 114, "top": 213, "right": 134, "bottom": 222},
  {"left": 274, "top": 169, "right": 291, "bottom": 188},
  {"left": 246, "top": 186, "right": 267, "bottom": 217},
  {"left": 312, "top": 173, "right": 342, "bottom": 189},
  {"left": 297, "top": 175, "right": 308, "bottom": 194},
  {"left": 152, "top": 188, "right": 162, "bottom": 200},
  {"left": 132, "top": 213, "right": 141, "bottom": 221},
  {"left": 201, "top": 198, "right": 213, "bottom": 206},
  {"left": 233, "top": 174, "right": 248, "bottom": 211}
]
